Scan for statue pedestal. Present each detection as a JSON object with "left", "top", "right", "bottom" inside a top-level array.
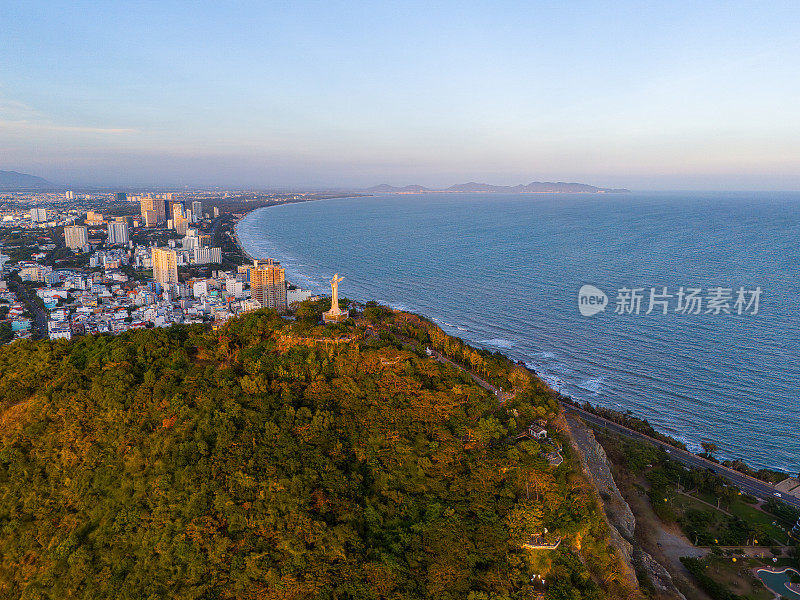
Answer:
[{"left": 323, "top": 308, "right": 349, "bottom": 324}]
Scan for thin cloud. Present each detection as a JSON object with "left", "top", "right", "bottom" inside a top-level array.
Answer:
[
  {"left": 0, "top": 99, "right": 35, "bottom": 113},
  {"left": 0, "top": 119, "right": 137, "bottom": 134},
  {"left": 0, "top": 95, "right": 136, "bottom": 134}
]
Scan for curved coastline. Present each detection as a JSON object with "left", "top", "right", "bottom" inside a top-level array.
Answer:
[
  {"left": 233, "top": 197, "right": 359, "bottom": 291},
  {"left": 231, "top": 195, "right": 797, "bottom": 478},
  {"left": 232, "top": 214, "right": 255, "bottom": 262}
]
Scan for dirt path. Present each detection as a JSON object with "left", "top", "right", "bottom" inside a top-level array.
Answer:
[{"left": 656, "top": 528, "right": 708, "bottom": 563}]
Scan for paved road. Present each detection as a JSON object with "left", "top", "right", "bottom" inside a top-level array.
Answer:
[
  {"left": 563, "top": 403, "right": 800, "bottom": 511},
  {"left": 44, "top": 228, "right": 65, "bottom": 264},
  {"left": 7, "top": 277, "right": 47, "bottom": 340}
]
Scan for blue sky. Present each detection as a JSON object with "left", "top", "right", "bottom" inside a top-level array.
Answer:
[{"left": 3, "top": 1, "right": 800, "bottom": 189}]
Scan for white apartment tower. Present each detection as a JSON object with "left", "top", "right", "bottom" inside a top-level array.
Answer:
[
  {"left": 64, "top": 225, "right": 88, "bottom": 250},
  {"left": 29, "top": 207, "right": 48, "bottom": 223},
  {"left": 107, "top": 220, "right": 130, "bottom": 245}
]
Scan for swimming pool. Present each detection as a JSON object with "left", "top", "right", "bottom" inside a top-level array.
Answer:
[{"left": 756, "top": 568, "right": 800, "bottom": 599}]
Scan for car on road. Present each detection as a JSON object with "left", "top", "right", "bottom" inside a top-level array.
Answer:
[{"left": 774, "top": 492, "right": 782, "bottom": 498}]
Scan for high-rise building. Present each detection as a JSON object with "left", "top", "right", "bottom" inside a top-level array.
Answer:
[
  {"left": 182, "top": 228, "right": 201, "bottom": 250},
  {"left": 171, "top": 202, "right": 184, "bottom": 220},
  {"left": 175, "top": 216, "right": 189, "bottom": 235},
  {"left": 140, "top": 196, "right": 153, "bottom": 221},
  {"left": 213, "top": 206, "right": 220, "bottom": 218},
  {"left": 107, "top": 220, "right": 129, "bottom": 245},
  {"left": 249, "top": 259, "right": 286, "bottom": 311},
  {"left": 192, "top": 201, "right": 203, "bottom": 223},
  {"left": 143, "top": 210, "right": 158, "bottom": 227},
  {"left": 64, "top": 225, "right": 88, "bottom": 250},
  {"left": 152, "top": 248, "right": 179, "bottom": 286},
  {"left": 171, "top": 202, "right": 190, "bottom": 234},
  {"left": 140, "top": 196, "right": 166, "bottom": 225},
  {"left": 29, "top": 207, "right": 48, "bottom": 223},
  {"left": 65, "top": 191, "right": 74, "bottom": 200}
]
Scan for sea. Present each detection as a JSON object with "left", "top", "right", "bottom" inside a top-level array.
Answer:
[{"left": 236, "top": 192, "right": 800, "bottom": 473}]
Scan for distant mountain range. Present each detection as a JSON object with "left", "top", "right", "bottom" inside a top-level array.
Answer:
[
  {"left": 0, "top": 170, "right": 53, "bottom": 190},
  {"left": 0, "top": 171, "right": 628, "bottom": 194},
  {"left": 364, "top": 181, "right": 629, "bottom": 194}
]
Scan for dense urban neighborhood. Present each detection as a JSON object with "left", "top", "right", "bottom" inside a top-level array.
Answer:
[{"left": 0, "top": 190, "right": 319, "bottom": 343}]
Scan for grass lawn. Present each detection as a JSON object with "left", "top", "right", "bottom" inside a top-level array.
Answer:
[
  {"left": 670, "top": 493, "right": 737, "bottom": 545},
  {"left": 687, "top": 491, "right": 791, "bottom": 546},
  {"left": 693, "top": 489, "right": 724, "bottom": 507},
  {"left": 702, "top": 557, "right": 774, "bottom": 600},
  {"left": 674, "top": 492, "right": 719, "bottom": 515},
  {"left": 727, "top": 500, "right": 791, "bottom": 546}
]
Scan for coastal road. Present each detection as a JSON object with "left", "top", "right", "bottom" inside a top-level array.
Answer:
[
  {"left": 210, "top": 215, "right": 248, "bottom": 269},
  {"left": 563, "top": 403, "right": 800, "bottom": 511}
]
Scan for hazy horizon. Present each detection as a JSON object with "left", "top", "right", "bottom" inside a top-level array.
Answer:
[{"left": 4, "top": 2, "right": 800, "bottom": 191}]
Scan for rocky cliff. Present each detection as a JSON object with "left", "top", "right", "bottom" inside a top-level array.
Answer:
[{"left": 565, "top": 415, "right": 688, "bottom": 600}]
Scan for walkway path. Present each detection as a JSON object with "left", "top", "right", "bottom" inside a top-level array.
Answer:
[{"left": 428, "top": 349, "right": 498, "bottom": 394}]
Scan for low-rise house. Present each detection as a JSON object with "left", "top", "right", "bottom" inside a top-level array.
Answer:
[
  {"left": 48, "top": 321, "right": 72, "bottom": 340},
  {"left": 524, "top": 424, "right": 548, "bottom": 440}
]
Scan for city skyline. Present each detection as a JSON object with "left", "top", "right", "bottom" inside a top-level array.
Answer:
[{"left": 3, "top": 2, "right": 800, "bottom": 190}]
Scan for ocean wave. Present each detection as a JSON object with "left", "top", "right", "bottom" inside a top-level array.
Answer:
[
  {"left": 536, "top": 372, "right": 565, "bottom": 390},
  {"left": 480, "top": 338, "right": 516, "bottom": 349},
  {"left": 577, "top": 376, "right": 606, "bottom": 395}
]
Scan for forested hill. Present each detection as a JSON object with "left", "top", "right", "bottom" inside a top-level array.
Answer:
[{"left": 0, "top": 302, "right": 636, "bottom": 599}]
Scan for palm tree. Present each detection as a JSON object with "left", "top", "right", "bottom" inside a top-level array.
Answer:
[{"left": 701, "top": 442, "right": 719, "bottom": 458}]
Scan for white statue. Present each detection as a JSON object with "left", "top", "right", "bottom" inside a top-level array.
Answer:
[
  {"left": 323, "top": 273, "right": 348, "bottom": 323},
  {"left": 329, "top": 273, "right": 343, "bottom": 315}
]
